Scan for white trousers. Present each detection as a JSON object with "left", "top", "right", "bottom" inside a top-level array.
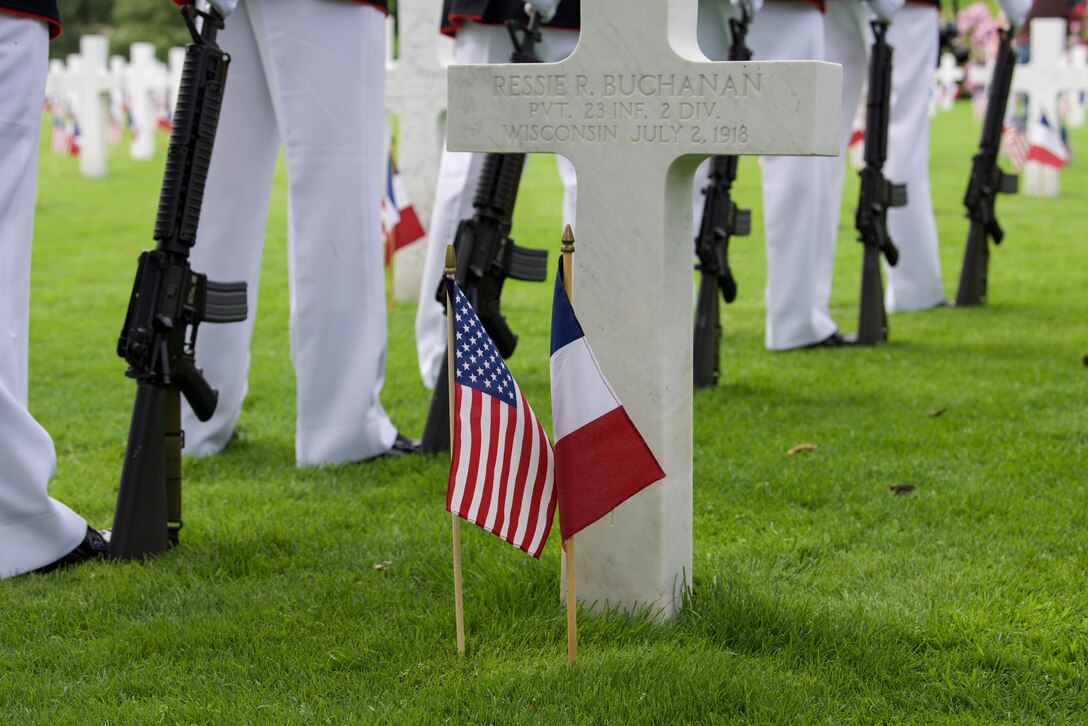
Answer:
[
  {"left": 413, "top": 21, "right": 579, "bottom": 389},
  {"left": 884, "top": 4, "right": 944, "bottom": 311},
  {"left": 182, "top": 0, "right": 396, "bottom": 465},
  {"left": 0, "top": 15, "right": 86, "bottom": 578},
  {"left": 696, "top": 0, "right": 835, "bottom": 350},
  {"left": 821, "top": 0, "right": 872, "bottom": 316}
]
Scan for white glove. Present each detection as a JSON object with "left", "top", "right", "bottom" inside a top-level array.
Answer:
[
  {"left": 997, "top": 0, "right": 1031, "bottom": 27},
  {"left": 524, "top": 0, "right": 560, "bottom": 23},
  {"left": 867, "top": 0, "right": 905, "bottom": 23},
  {"left": 196, "top": 0, "right": 237, "bottom": 18}
]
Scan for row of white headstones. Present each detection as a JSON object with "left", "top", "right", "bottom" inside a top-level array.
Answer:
[
  {"left": 849, "top": 20, "right": 1087, "bottom": 196},
  {"left": 45, "top": 36, "right": 186, "bottom": 177},
  {"left": 952, "top": 24, "right": 1087, "bottom": 131},
  {"left": 43, "top": 1, "right": 1088, "bottom": 618}
]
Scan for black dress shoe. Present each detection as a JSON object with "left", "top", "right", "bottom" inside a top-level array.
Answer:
[
  {"left": 805, "top": 331, "right": 857, "bottom": 348},
  {"left": 33, "top": 526, "right": 109, "bottom": 574},
  {"left": 382, "top": 431, "right": 421, "bottom": 458}
]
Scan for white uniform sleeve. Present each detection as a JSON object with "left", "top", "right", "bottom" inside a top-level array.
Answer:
[
  {"left": 524, "top": 0, "right": 560, "bottom": 23},
  {"left": 867, "top": 0, "right": 906, "bottom": 23},
  {"left": 997, "top": 0, "right": 1031, "bottom": 27}
]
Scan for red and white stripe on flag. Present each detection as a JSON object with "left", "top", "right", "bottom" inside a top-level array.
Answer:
[
  {"left": 1001, "top": 122, "right": 1030, "bottom": 171},
  {"left": 446, "top": 280, "right": 556, "bottom": 557},
  {"left": 1026, "top": 114, "right": 1068, "bottom": 169}
]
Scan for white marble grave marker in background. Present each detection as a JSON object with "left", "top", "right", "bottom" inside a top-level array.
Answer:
[
  {"left": 108, "top": 55, "right": 128, "bottom": 142},
  {"left": 385, "top": 0, "right": 454, "bottom": 302},
  {"left": 127, "top": 42, "right": 162, "bottom": 160},
  {"left": 72, "top": 35, "right": 115, "bottom": 178},
  {"left": 167, "top": 47, "right": 187, "bottom": 123},
  {"left": 447, "top": 0, "right": 840, "bottom": 619},
  {"left": 1012, "top": 19, "right": 1087, "bottom": 196},
  {"left": 934, "top": 51, "right": 965, "bottom": 114},
  {"left": 1065, "top": 43, "right": 1086, "bottom": 129}
]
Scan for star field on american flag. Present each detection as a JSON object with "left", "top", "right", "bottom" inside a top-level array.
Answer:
[{"left": 451, "top": 284, "right": 518, "bottom": 408}]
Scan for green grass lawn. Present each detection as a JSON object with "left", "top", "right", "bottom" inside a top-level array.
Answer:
[{"left": 2, "top": 101, "right": 1085, "bottom": 723}]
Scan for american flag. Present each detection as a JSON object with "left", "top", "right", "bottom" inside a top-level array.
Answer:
[
  {"left": 1001, "top": 121, "right": 1029, "bottom": 172},
  {"left": 445, "top": 279, "right": 556, "bottom": 558},
  {"left": 49, "top": 111, "right": 70, "bottom": 154}
]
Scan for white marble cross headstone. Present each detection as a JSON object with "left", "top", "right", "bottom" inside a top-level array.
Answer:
[
  {"left": 447, "top": 0, "right": 840, "bottom": 619},
  {"left": 967, "top": 59, "right": 994, "bottom": 93},
  {"left": 1065, "top": 43, "right": 1087, "bottom": 128},
  {"left": 70, "top": 35, "right": 115, "bottom": 178},
  {"left": 108, "top": 55, "right": 128, "bottom": 143},
  {"left": 385, "top": 0, "right": 454, "bottom": 302},
  {"left": 127, "top": 42, "right": 163, "bottom": 160},
  {"left": 167, "top": 47, "right": 187, "bottom": 124},
  {"left": 966, "top": 58, "right": 995, "bottom": 120},
  {"left": 1012, "top": 19, "right": 1088, "bottom": 196},
  {"left": 45, "top": 58, "right": 66, "bottom": 108},
  {"left": 934, "top": 51, "right": 965, "bottom": 114}
]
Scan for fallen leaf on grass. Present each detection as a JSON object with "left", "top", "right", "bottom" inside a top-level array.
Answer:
[
  {"left": 888, "top": 484, "right": 916, "bottom": 495},
  {"left": 372, "top": 561, "right": 392, "bottom": 570},
  {"left": 928, "top": 406, "right": 948, "bottom": 418},
  {"left": 787, "top": 443, "right": 820, "bottom": 455}
]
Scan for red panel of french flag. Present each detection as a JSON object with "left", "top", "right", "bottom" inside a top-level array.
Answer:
[{"left": 549, "top": 263, "right": 665, "bottom": 542}]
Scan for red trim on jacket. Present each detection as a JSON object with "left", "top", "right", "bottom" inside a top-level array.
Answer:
[
  {"left": 0, "top": 8, "right": 61, "bottom": 38},
  {"left": 441, "top": 11, "right": 482, "bottom": 37},
  {"left": 355, "top": 0, "right": 389, "bottom": 14}
]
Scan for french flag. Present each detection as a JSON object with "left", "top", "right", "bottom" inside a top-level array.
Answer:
[
  {"left": 381, "top": 154, "right": 426, "bottom": 265},
  {"left": 549, "top": 261, "right": 665, "bottom": 542},
  {"left": 1026, "top": 114, "right": 1069, "bottom": 169}
]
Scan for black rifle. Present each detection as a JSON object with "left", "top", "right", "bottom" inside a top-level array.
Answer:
[
  {"left": 693, "top": 2, "right": 752, "bottom": 389},
  {"left": 420, "top": 12, "right": 548, "bottom": 453},
  {"left": 955, "top": 26, "right": 1018, "bottom": 306},
  {"left": 854, "top": 20, "right": 906, "bottom": 346},
  {"left": 111, "top": 6, "right": 247, "bottom": 560}
]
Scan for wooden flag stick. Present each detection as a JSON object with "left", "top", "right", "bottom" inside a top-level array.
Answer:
[
  {"left": 560, "top": 224, "right": 577, "bottom": 666},
  {"left": 445, "top": 244, "right": 465, "bottom": 656}
]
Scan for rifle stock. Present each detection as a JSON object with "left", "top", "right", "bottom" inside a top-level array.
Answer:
[
  {"left": 955, "top": 28, "right": 1018, "bottom": 306},
  {"left": 111, "top": 6, "right": 246, "bottom": 559}
]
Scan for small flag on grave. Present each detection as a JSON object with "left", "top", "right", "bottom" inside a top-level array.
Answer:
[
  {"left": 1001, "top": 121, "right": 1029, "bottom": 171},
  {"left": 1026, "top": 113, "right": 1069, "bottom": 169},
  {"left": 549, "top": 225, "right": 665, "bottom": 666},
  {"left": 50, "top": 111, "right": 70, "bottom": 154},
  {"left": 445, "top": 278, "right": 556, "bottom": 558},
  {"left": 549, "top": 252, "right": 665, "bottom": 542},
  {"left": 380, "top": 152, "right": 426, "bottom": 266}
]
